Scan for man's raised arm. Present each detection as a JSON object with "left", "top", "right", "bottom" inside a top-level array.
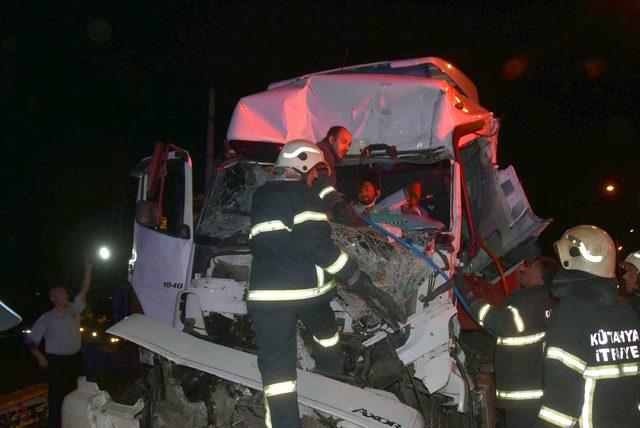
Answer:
[{"left": 76, "top": 258, "right": 93, "bottom": 302}]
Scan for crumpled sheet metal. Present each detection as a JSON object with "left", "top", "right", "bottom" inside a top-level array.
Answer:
[
  {"left": 227, "top": 73, "right": 493, "bottom": 156},
  {"left": 331, "top": 223, "right": 434, "bottom": 324}
]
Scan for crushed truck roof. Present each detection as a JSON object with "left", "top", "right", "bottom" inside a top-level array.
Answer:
[{"left": 226, "top": 57, "right": 497, "bottom": 158}]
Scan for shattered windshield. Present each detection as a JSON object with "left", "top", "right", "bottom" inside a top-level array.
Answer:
[
  {"left": 196, "top": 163, "right": 276, "bottom": 240},
  {"left": 195, "top": 160, "right": 451, "bottom": 318}
]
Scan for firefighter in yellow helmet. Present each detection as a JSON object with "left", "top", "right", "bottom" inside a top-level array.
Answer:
[
  {"left": 534, "top": 225, "right": 640, "bottom": 427},
  {"left": 248, "top": 140, "right": 405, "bottom": 427}
]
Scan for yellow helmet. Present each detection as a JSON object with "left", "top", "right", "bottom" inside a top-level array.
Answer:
[
  {"left": 554, "top": 225, "right": 616, "bottom": 278},
  {"left": 275, "top": 140, "right": 326, "bottom": 174}
]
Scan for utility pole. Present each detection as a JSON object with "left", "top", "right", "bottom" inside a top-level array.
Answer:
[{"left": 205, "top": 85, "right": 215, "bottom": 193}]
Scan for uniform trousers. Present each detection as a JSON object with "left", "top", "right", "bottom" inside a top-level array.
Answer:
[
  {"left": 250, "top": 301, "right": 343, "bottom": 428},
  {"left": 505, "top": 407, "right": 539, "bottom": 428},
  {"left": 47, "top": 351, "right": 84, "bottom": 428}
]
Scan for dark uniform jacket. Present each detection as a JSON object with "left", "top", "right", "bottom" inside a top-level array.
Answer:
[
  {"left": 247, "top": 180, "right": 357, "bottom": 308},
  {"left": 316, "top": 139, "right": 339, "bottom": 186},
  {"left": 469, "top": 283, "right": 555, "bottom": 409},
  {"left": 534, "top": 270, "right": 640, "bottom": 427},
  {"left": 626, "top": 291, "right": 640, "bottom": 320}
]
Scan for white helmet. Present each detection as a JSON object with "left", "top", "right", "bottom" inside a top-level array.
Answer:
[
  {"left": 275, "top": 139, "right": 326, "bottom": 174},
  {"left": 623, "top": 251, "right": 640, "bottom": 272},
  {"left": 554, "top": 225, "right": 616, "bottom": 278}
]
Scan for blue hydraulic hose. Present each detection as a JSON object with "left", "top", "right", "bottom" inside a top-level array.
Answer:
[{"left": 355, "top": 212, "right": 495, "bottom": 336}]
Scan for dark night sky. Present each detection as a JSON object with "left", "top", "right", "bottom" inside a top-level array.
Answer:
[{"left": 2, "top": 1, "right": 639, "bottom": 316}]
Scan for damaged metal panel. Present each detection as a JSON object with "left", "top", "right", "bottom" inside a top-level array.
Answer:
[
  {"left": 226, "top": 73, "right": 494, "bottom": 159},
  {"left": 268, "top": 57, "right": 480, "bottom": 104},
  {"left": 108, "top": 314, "right": 425, "bottom": 428},
  {"left": 461, "top": 138, "right": 551, "bottom": 278}
]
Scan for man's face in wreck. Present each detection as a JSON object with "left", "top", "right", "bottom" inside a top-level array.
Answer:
[
  {"left": 409, "top": 182, "right": 422, "bottom": 199},
  {"left": 403, "top": 182, "right": 422, "bottom": 209},
  {"left": 518, "top": 260, "right": 543, "bottom": 288},
  {"left": 305, "top": 167, "right": 319, "bottom": 187},
  {"left": 621, "top": 262, "right": 639, "bottom": 292},
  {"left": 358, "top": 181, "right": 378, "bottom": 205},
  {"left": 330, "top": 129, "right": 352, "bottom": 159}
]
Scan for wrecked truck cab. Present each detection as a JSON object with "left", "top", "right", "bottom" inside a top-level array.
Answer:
[
  {"left": 225, "top": 56, "right": 550, "bottom": 282},
  {"left": 112, "top": 57, "right": 549, "bottom": 427}
]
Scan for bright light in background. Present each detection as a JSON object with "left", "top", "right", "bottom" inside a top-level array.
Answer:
[
  {"left": 92, "top": 331, "right": 98, "bottom": 337},
  {"left": 618, "top": 246, "right": 623, "bottom": 251},
  {"left": 79, "top": 327, "right": 84, "bottom": 332},
  {"left": 605, "top": 184, "right": 615, "bottom": 192},
  {"left": 630, "top": 229, "right": 635, "bottom": 234},
  {"left": 22, "top": 329, "right": 31, "bottom": 334},
  {"left": 98, "top": 246, "right": 110, "bottom": 260}
]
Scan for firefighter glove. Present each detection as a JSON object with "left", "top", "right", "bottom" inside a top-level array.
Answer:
[
  {"left": 331, "top": 199, "right": 365, "bottom": 227},
  {"left": 311, "top": 177, "right": 364, "bottom": 227},
  {"left": 347, "top": 270, "right": 406, "bottom": 329}
]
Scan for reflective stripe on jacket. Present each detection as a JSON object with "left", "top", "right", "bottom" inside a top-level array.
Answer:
[
  {"left": 534, "top": 271, "right": 640, "bottom": 428},
  {"left": 469, "top": 284, "right": 555, "bottom": 409},
  {"left": 248, "top": 180, "right": 357, "bottom": 307}
]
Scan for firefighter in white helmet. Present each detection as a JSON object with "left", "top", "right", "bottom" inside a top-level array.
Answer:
[
  {"left": 247, "top": 139, "right": 405, "bottom": 427},
  {"left": 620, "top": 251, "right": 640, "bottom": 319},
  {"left": 534, "top": 225, "right": 640, "bottom": 427}
]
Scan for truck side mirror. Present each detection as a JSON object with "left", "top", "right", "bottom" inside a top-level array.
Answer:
[{"left": 135, "top": 200, "right": 160, "bottom": 227}]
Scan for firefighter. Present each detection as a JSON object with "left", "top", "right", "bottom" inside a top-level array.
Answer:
[
  {"left": 456, "top": 255, "right": 559, "bottom": 427},
  {"left": 316, "top": 125, "right": 352, "bottom": 186},
  {"left": 534, "top": 225, "right": 640, "bottom": 427},
  {"left": 248, "top": 139, "right": 405, "bottom": 427},
  {"left": 619, "top": 250, "right": 640, "bottom": 319}
]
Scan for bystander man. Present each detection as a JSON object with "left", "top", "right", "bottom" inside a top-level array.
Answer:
[{"left": 26, "top": 257, "right": 92, "bottom": 428}]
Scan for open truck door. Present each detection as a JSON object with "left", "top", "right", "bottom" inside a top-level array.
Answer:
[
  {"left": 128, "top": 144, "right": 193, "bottom": 327},
  {"left": 457, "top": 134, "right": 551, "bottom": 281}
]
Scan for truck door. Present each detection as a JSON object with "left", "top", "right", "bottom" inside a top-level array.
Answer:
[
  {"left": 128, "top": 150, "right": 193, "bottom": 326},
  {"left": 459, "top": 138, "right": 551, "bottom": 280}
]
